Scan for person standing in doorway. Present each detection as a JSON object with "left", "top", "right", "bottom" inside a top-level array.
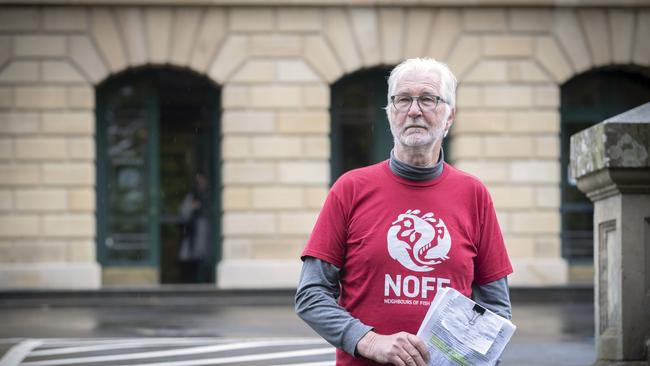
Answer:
[{"left": 179, "top": 173, "right": 213, "bottom": 283}]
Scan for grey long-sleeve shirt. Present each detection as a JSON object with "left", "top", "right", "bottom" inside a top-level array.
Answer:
[{"left": 295, "top": 150, "right": 512, "bottom": 356}]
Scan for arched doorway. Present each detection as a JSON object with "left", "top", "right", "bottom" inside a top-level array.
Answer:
[
  {"left": 561, "top": 66, "right": 650, "bottom": 279},
  {"left": 96, "top": 67, "right": 221, "bottom": 285}
]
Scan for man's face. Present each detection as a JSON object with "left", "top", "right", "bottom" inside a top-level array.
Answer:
[{"left": 388, "top": 69, "right": 453, "bottom": 149}]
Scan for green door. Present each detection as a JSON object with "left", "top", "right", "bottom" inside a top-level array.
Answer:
[{"left": 96, "top": 68, "right": 220, "bottom": 285}]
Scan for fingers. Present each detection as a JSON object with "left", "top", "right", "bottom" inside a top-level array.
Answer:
[{"left": 407, "top": 333, "right": 430, "bottom": 363}]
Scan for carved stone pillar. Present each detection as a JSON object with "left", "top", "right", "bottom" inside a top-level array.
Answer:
[{"left": 570, "top": 102, "right": 650, "bottom": 366}]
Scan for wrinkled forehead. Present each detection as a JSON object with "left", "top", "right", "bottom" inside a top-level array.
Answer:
[{"left": 394, "top": 69, "right": 442, "bottom": 94}]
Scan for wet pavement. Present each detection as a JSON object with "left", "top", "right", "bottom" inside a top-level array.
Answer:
[{"left": 0, "top": 291, "right": 596, "bottom": 365}]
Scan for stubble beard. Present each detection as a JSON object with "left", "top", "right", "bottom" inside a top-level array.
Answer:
[{"left": 392, "top": 117, "right": 445, "bottom": 149}]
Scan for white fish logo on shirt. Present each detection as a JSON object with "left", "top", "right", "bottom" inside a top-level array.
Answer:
[{"left": 386, "top": 209, "right": 451, "bottom": 272}]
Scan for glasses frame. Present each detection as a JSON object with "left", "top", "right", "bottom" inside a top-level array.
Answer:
[{"left": 390, "top": 94, "right": 449, "bottom": 112}]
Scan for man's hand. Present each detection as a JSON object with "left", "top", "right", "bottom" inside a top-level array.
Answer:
[{"left": 356, "top": 330, "right": 430, "bottom": 366}]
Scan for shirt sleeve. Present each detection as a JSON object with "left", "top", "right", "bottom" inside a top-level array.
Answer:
[
  {"left": 471, "top": 276, "right": 512, "bottom": 320},
  {"left": 295, "top": 256, "right": 373, "bottom": 356},
  {"left": 473, "top": 188, "right": 513, "bottom": 285}
]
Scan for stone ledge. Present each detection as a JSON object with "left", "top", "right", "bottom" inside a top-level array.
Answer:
[
  {"left": 0, "top": 262, "right": 101, "bottom": 289},
  {"left": 217, "top": 259, "right": 301, "bottom": 289},
  {"left": 1, "top": 0, "right": 646, "bottom": 5}
]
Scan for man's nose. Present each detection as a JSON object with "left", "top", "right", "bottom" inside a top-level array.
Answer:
[{"left": 407, "top": 98, "right": 422, "bottom": 117}]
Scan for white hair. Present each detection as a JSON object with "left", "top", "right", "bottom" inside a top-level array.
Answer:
[{"left": 385, "top": 58, "right": 458, "bottom": 113}]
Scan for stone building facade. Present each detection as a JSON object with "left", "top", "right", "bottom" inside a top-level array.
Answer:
[{"left": 0, "top": 0, "right": 648, "bottom": 289}]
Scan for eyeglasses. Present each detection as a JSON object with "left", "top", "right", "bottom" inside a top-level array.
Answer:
[{"left": 390, "top": 94, "right": 448, "bottom": 112}]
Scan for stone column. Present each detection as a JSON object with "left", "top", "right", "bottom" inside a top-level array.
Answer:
[{"left": 570, "top": 102, "right": 650, "bottom": 366}]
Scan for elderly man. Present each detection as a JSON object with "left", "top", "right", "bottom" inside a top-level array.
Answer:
[{"left": 295, "top": 58, "right": 513, "bottom": 366}]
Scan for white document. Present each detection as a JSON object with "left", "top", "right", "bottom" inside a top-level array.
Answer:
[{"left": 416, "top": 287, "right": 516, "bottom": 366}]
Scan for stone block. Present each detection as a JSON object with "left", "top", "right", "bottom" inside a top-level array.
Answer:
[
  {"left": 43, "top": 214, "right": 94, "bottom": 237},
  {"left": 302, "top": 85, "right": 330, "bottom": 108},
  {"left": 453, "top": 110, "right": 508, "bottom": 133},
  {"left": 534, "top": 135, "right": 560, "bottom": 158},
  {"left": 44, "top": 7, "right": 87, "bottom": 31},
  {"left": 0, "top": 36, "right": 11, "bottom": 69},
  {"left": 222, "top": 238, "right": 252, "bottom": 259},
  {"left": 170, "top": 8, "right": 201, "bottom": 66},
  {"left": 189, "top": 9, "right": 227, "bottom": 72},
  {"left": 231, "top": 60, "right": 275, "bottom": 83},
  {"left": 489, "top": 185, "right": 535, "bottom": 209},
  {"left": 403, "top": 8, "right": 434, "bottom": 58},
  {"left": 230, "top": 8, "right": 274, "bottom": 31},
  {"left": 67, "top": 86, "right": 94, "bottom": 109},
  {"left": 0, "top": 61, "right": 39, "bottom": 83},
  {"left": 553, "top": 10, "right": 591, "bottom": 73},
  {"left": 579, "top": 9, "right": 611, "bottom": 66},
  {"left": 42, "top": 163, "right": 94, "bottom": 185},
  {"left": 447, "top": 36, "right": 481, "bottom": 78},
  {"left": 449, "top": 135, "right": 483, "bottom": 159},
  {"left": 379, "top": 8, "right": 403, "bottom": 65},
  {"left": 0, "top": 112, "right": 39, "bottom": 135},
  {"left": 69, "top": 36, "right": 108, "bottom": 84},
  {"left": 508, "top": 61, "right": 549, "bottom": 83},
  {"left": 252, "top": 239, "right": 303, "bottom": 260},
  {"left": 0, "top": 164, "right": 40, "bottom": 185},
  {"left": 223, "top": 162, "right": 275, "bottom": 184},
  {"left": 509, "top": 160, "right": 560, "bottom": 183},
  {"left": 15, "top": 86, "right": 66, "bottom": 109},
  {"left": 68, "top": 138, "right": 94, "bottom": 160},
  {"left": 116, "top": 8, "right": 147, "bottom": 67},
  {"left": 464, "top": 60, "right": 508, "bottom": 83},
  {"left": 222, "top": 110, "right": 274, "bottom": 134},
  {"left": 534, "top": 236, "right": 561, "bottom": 258},
  {"left": 223, "top": 212, "right": 276, "bottom": 235},
  {"left": 222, "top": 136, "right": 251, "bottom": 159},
  {"left": 456, "top": 86, "right": 482, "bottom": 108},
  {"left": 15, "top": 189, "right": 67, "bottom": 211},
  {"left": 278, "top": 161, "right": 329, "bottom": 184},
  {"left": 0, "top": 262, "right": 101, "bottom": 289},
  {"left": 303, "top": 36, "right": 343, "bottom": 83},
  {"left": 454, "top": 161, "right": 508, "bottom": 183},
  {"left": 535, "top": 186, "right": 560, "bottom": 209},
  {"left": 0, "top": 215, "right": 40, "bottom": 237},
  {"left": 252, "top": 187, "right": 304, "bottom": 209},
  {"left": 509, "top": 110, "right": 559, "bottom": 133},
  {"left": 303, "top": 136, "right": 330, "bottom": 158},
  {"left": 0, "top": 190, "right": 13, "bottom": 211},
  {"left": 209, "top": 36, "right": 249, "bottom": 83},
  {"left": 277, "top": 60, "right": 319, "bottom": 82},
  {"left": 277, "top": 8, "right": 322, "bottom": 31},
  {"left": 14, "top": 36, "right": 66, "bottom": 57},
  {"left": 0, "top": 139, "right": 11, "bottom": 160},
  {"left": 510, "top": 9, "right": 552, "bottom": 31},
  {"left": 222, "top": 85, "right": 250, "bottom": 108},
  {"left": 279, "top": 211, "right": 318, "bottom": 235},
  {"left": 251, "top": 85, "right": 302, "bottom": 108},
  {"left": 484, "top": 86, "right": 534, "bottom": 108},
  {"left": 484, "top": 136, "right": 534, "bottom": 158},
  {"left": 252, "top": 136, "right": 302, "bottom": 158},
  {"left": 0, "top": 8, "right": 39, "bottom": 31},
  {"left": 13, "top": 241, "right": 68, "bottom": 262},
  {"left": 15, "top": 138, "right": 67, "bottom": 160},
  {"left": 277, "top": 110, "right": 329, "bottom": 134},
  {"left": 42, "top": 61, "right": 86, "bottom": 83},
  {"left": 145, "top": 7, "right": 172, "bottom": 64},
  {"left": 217, "top": 259, "right": 301, "bottom": 288},
  {"left": 534, "top": 37, "right": 572, "bottom": 83},
  {"left": 0, "top": 87, "right": 11, "bottom": 108},
  {"left": 91, "top": 8, "right": 127, "bottom": 73},
  {"left": 350, "top": 8, "right": 380, "bottom": 67},
  {"left": 426, "top": 9, "right": 461, "bottom": 61},
  {"left": 0, "top": 241, "right": 12, "bottom": 261},
  {"left": 249, "top": 34, "right": 302, "bottom": 57},
  {"left": 633, "top": 10, "right": 650, "bottom": 65},
  {"left": 66, "top": 240, "right": 95, "bottom": 262},
  {"left": 222, "top": 187, "right": 252, "bottom": 210},
  {"left": 305, "top": 186, "right": 328, "bottom": 208},
  {"left": 324, "top": 9, "right": 362, "bottom": 73},
  {"left": 463, "top": 9, "right": 507, "bottom": 31},
  {"left": 503, "top": 236, "right": 536, "bottom": 258},
  {"left": 511, "top": 211, "right": 560, "bottom": 234},
  {"left": 41, "top": 112, "right": 94, "bottom": 135},
  {"left": 68, "top": 188, "right": 95, "bottom": 212},
  {"left": 483, "top": 35, "right": 533, "bottom": 57},
  {"left": 609, "top": 10, "right": 635, "bottom": 64}
]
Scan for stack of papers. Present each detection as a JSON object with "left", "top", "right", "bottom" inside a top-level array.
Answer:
[{"left": 416, "top": 287, "right": 516, "bottom": 366}]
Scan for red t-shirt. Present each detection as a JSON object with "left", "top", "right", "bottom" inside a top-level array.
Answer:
[{"left": 302, "top": 161, "right": 513, "bottom": 366}]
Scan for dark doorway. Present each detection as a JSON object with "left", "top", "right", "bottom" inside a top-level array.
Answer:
[
  {"left": 560, "top": 66, "right": 650, "bottom": 265},
  {"left": 96, "top": 67, "right": 221, "bottom": 284}
]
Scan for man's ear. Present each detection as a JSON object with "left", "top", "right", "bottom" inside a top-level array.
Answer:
[{"left": 444, "top": 108, "right": 455, "bottom": 135}]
